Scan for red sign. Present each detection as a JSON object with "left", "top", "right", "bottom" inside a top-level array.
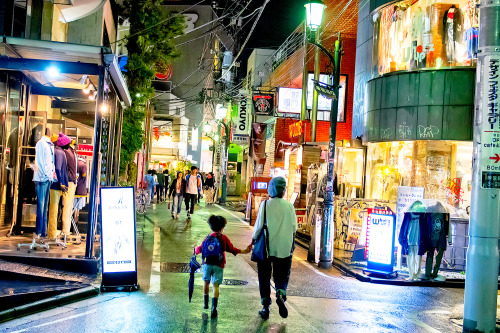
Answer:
[
  {"left": 78, "top": 144, "right": 93, "bottom": 156},
  {"left": 289, "top": 121, "right": 304, "bottom": 138},
  {"left": 155, "top": 65, "right": 172, "bottom": 81}
]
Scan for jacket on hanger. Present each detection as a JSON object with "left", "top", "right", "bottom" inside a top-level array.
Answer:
[
  {"left": 399, "top": 212, "right": 427, "bottom": 255},
  {"left": 50, "top": 146, "right": 69, "bottom": 191}
]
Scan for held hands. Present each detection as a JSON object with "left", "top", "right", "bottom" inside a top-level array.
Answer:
[{"left": 241, "top": 243, "right": 253, "bottom": 254}]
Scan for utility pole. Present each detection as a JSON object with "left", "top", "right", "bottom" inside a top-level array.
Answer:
[
  {"left": 300, "top": 22, "right": 309, "bottom": 144},
  {"left": 319, "top": 35, "right": 342, "bottom": 269},
  {"left": 463, "top": 1, "right": 500, "bottom": 331},
  {"left": 310, "top": 28, "right": 321, "bottom": 142}
]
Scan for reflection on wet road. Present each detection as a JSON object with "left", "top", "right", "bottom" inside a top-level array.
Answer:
[{"left": 0, "top": 202, "right": 468, "bottom": 332}]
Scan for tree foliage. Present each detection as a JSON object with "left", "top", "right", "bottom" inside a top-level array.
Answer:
[{"left": 120, "top": 0, "right": 185, "bottom": 175}]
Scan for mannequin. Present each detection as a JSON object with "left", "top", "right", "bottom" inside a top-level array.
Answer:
[
  {"left": 442, "top": 5, "right": 463, "bottom": 64},
  {"left": 61, "top": 139, "right": 77, "bottom": 236},
  {"left": 47, "top": 133, "right": 69, "bottom": 239},
  {"left": 73, "top": 154, "right": 88, "bottom": 234},
  {"left": 33, "top": 129, "right": 55, "bottom": 237},
  {"left": 399, "top": 201, "right": 426, "bottom": 281},
  {"left": 423, "top": 202, "right": 451, "bottom": 281}
]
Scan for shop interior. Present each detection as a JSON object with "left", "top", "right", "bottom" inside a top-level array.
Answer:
[
  {"left": 0, "top": 42, "right": 124, "bottom": 260},
  {"left": 373, "top": 0, "right": 479, "bottom": 75}
]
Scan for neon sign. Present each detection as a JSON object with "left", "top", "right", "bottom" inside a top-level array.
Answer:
[{"left": 289, "top": 121, "right": 304, "bottom": 138}]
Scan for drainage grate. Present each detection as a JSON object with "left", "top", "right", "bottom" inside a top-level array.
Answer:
[
  {"left": 161, "top": 262, "right": 193, "bottom": 273},
  {"left": 221, "top": 279, "right": 248, "bottom": 286}
]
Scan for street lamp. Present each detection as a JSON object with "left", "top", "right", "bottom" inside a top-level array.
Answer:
[
  {"left": 204, "top": 121, "right": 211, "bottom": 133},
  {"left": 304, "top": 0, "right": 326, "bottom": 31},
  {"left": 303, "top": 1, "right": 342, "bottom": 270}
]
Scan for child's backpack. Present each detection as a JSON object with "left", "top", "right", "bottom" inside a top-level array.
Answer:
[{"left": 202, "top": 234, "right": 223, "bottom": 265}]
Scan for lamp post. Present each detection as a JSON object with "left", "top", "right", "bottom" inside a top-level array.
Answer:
[{"left": 304, "top": 0, "right": 342, "bottom": 269}]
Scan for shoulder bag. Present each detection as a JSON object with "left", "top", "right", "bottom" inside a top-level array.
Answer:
[{"left": 251, "top": 201, "right": 269, "bottom": 262}]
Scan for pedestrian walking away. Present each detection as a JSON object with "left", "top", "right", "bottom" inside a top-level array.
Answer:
[
  {"left": 252, "top": 176, "right": 297, "bottom": 320},
  {"left": 169, "top": 171, "right": 186, "bottom": 219},
  {"left": 185, "top": 166, "right": 201, "bottom": 219},
  {"left": 156, "top": 169, "right": 165, "bottom": 203},
  {"left": 204, "top": 172, "right": 215, "bottom": 205},
  {"left": 144, "top": 170, "right": 155, "bottom": 206},
  {"left": 194, "top": 215, "right": 251, "bottom": 319}
]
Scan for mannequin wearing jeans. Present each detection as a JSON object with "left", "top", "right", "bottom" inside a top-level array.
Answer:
[
  {"left": 33, "top": 134, "right": 55, "bottom": 237},
  {"left": 48, "top": 134, "right": 69, "bottom": 239}
]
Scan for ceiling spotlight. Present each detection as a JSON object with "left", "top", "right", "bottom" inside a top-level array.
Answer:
[
  {"left": 83, "top": 84, "right": 92, "bottom": 94},
  {"left": 100, "top": 103, "right": 109, "bottom": 114},
  {"left": 89, "top": 90, "right": 97, "bottom": 101},
  {"left": 46, "top": 65, "right": 60, "bottom": 79}
]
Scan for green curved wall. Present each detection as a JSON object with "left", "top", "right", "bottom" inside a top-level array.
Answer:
[{"left": 365, "top": 68, "right": 475, "bottom": 142}]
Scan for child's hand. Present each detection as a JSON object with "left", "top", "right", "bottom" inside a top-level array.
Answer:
[{"left": 241, "top": 244, "right": 252, "bottom": 254}]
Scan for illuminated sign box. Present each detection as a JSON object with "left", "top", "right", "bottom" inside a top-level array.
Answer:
[
  {"left": 365, "top": 213, "right": 396, "bottom": 276},
  {"left": 277, "top": 87, "right": 302, "bottom": 114},
  {"left": 100, "top": 187, "right": 138, "bottom": 290}
]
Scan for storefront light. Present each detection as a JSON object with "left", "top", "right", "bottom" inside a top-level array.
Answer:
[
  {"left": 46, "top": 65, "right": 60, "bottom": 79},
  {"left": 204, "top": 122, "right": 211, "bottom": 133},
  {"left": 89, "top": 90, "right": 97, "bottom": 101},
  {"left": 83, "top": 84, "right": 92, "bottom": 94},
  {"left": 304, "top": 0, "right": 326, "bottom": 31},
  {"left": 100, "top": 103, "right": 109, "bottom": 114}
]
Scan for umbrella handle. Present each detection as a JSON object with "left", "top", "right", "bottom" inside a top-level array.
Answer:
[{"left": 193, "top": 248, "right": 196, "bottom": 256}]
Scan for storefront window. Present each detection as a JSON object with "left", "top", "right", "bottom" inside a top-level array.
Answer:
[
  {"left": 336, "top": 147, "right": 364, "bottom": 198},
  {"left": 372, "top": 0, "right": 479, "bottom": 75},
  {"left": 366, "top": 141, "right": 472, "bottom": 214}
]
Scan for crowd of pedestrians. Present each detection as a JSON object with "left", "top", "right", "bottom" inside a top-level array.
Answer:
[{"left": 143, "top": 166, "right": 216, "bottom": 219}]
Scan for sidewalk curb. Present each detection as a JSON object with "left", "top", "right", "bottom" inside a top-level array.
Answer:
[
  {"left": 332, "top": 258, "right": 467, "bottom": 288},
  {"left": 0, "top": 286, "right": 99, "bottom": 323}
]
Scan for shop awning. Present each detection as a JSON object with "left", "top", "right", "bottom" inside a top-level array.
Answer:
[
  {"left": 58, "top": 0, "right": 107, "bottom": 23},
  {"left": 0, "top": 37, "right": 131, "bottom": 106}
]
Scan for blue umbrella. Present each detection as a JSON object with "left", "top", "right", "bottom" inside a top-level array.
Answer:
[{"left": 189, "top": 249, "right": 201, "bottom": 303}]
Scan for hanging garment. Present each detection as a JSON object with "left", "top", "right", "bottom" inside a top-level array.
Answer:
[
  {"left": 426, "top": 212, "right": 450, "bottom": 251},
  {"left": 399, "top": 212, "right": 427, "bottom": 255},
  {"left": 407, "top": 245, "right": 421, "bottom": 280},
  {"left": 442, "top": 7, "right": 464, "bottom": 63},
  {"left": 464, "top": 27, "right": 478, "bottom": 59}
]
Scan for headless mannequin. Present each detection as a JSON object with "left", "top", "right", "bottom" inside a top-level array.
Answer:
[
  {"left": 424, "top": 211, "right": 451, "bottom": 281},
  {"left": 406, "top": 213, "right": 423, "bottom": 281},
  {"left": 61, "top": 143, "right": 77, "bottom": 235}
]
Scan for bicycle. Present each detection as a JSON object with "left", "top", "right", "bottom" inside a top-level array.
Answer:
[{"left": 136, "top": 188, "right": 148, "bottom": 215}]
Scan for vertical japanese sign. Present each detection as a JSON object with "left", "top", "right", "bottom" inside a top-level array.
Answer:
[
  {"left": 233, "top": 91, "right": 251, "bottom": 146},
  {"left": 481, "top": 55, "right": 500, "bottom": 188}
]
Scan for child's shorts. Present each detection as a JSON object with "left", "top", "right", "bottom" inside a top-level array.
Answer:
[{"left": 202, "top": 264, "right": 224, "bottom": 285}]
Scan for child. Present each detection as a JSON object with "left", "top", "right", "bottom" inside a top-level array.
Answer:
[{"left": 194, "top": 215, "right": 251, "bottom": 319}]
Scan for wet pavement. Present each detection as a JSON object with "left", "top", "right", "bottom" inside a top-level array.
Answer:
[{"left": 0, "top": 200, "right": 474, "bottom": 332}]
